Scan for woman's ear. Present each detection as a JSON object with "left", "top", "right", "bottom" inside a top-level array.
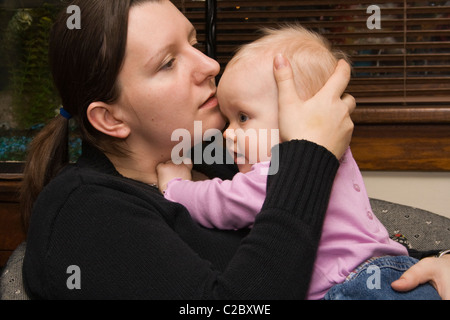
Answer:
[{"left": 87, "top": 102, "right": 130, "bottom": 139}]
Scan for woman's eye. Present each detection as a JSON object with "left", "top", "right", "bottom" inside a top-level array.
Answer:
[
  {"left": 161, "top": 58, "right": 175, "bottom": 70},
  {"left": 238, "top": 113, "right": 249, "bottom": 123}
]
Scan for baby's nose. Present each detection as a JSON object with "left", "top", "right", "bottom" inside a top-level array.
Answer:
[{"left": 223, "top": 127, "right": 236, "bottom": 141}]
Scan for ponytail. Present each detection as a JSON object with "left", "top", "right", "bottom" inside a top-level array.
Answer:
[{"left": 20, "top": 115, "right": 69, "bottom": 233}]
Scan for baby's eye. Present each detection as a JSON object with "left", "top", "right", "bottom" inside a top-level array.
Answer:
[{"left": 238, "top": 113, "right": 249, "bottom": 123}]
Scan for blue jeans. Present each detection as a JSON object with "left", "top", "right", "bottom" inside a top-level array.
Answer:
[{"left": 324, "top": 256, "right": 441, "bottom": 300}]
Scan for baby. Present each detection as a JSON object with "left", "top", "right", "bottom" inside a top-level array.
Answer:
[{"left": 156, "top": 25, "right": 440, "bottom": 300}]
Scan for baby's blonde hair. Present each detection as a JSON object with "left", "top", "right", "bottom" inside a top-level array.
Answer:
[{"left": 227, "top": 24, "right": 350, "bottom": 100}]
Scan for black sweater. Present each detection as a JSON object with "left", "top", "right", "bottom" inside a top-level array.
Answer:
[{"left": 23, "top": 140, "right": 339, "bottom": 299}]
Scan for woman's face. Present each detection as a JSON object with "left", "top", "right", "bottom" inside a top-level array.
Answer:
[{"left": 116, "top": 1, "right": 225, "bottom": 156}]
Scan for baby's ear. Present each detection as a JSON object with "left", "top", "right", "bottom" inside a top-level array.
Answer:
[{"left": 86, "top": 102, "right": 130, "bottom": 139}]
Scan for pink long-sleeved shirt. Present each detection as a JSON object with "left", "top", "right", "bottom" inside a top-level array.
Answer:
[{"left": 164, "top": 148, "right": 408, "bottom": 299}]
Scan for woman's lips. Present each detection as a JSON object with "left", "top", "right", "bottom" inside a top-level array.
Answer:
[{"left": 199, "top": 95, "right": 219, "bottom": 110}]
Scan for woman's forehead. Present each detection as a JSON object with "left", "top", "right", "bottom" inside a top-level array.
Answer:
[{"left": 126, "top": 1, "right": 193, "bottom": 58}]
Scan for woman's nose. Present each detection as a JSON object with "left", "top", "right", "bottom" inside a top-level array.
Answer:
[{"left": 192, "top": 49, "right": 220, "bottom": 84}]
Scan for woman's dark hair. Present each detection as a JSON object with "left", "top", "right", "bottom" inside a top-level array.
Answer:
[{"left": 21, "top": 0, "right": 156, "bottom": 232}]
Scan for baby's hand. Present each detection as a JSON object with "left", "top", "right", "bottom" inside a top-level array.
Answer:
[{"left": 156, "top": 160, "right": 193, "bottom": 193}]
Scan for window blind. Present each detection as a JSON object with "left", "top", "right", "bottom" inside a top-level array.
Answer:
[{"left": 173, "top": 0, "right": 450, "bottom": 124}]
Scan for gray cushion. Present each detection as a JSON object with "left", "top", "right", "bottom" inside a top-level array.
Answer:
[
  {"left": 0, "top": 242, "right": 28, "bottom": 300},
  {"left": 370, "top": 198, "right": 450, "bottom": 252}
]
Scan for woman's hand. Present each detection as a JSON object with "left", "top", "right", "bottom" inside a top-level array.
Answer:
[
  {"left": 391, "top": 254, "right": 450, "bottom": 300},
  {"left": 273, "top": 54, "right": 355, "bottom": 159}
]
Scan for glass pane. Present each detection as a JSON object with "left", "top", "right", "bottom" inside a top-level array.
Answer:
[
  {"left": 405, "top": 1, "right": 450, "bottom": 96},
  {"left": 0, "top": 0, "right": 80, "bottom": 164},
  {"left": 210, "top": 1, "right": 450, "bottom": 100}
]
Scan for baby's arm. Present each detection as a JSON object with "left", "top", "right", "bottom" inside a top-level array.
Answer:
[
  {"left": 156, "top": 160, "right": 193, "bottom": 193},
  {"left": 157, "top": 162, "right": 269, "bottom": 230}
]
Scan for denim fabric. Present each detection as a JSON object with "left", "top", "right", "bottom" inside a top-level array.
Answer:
[{"left": 324, "top": 256, "right": 441, "bottom": 300}]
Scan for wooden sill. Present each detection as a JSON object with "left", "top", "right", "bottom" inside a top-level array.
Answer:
[
  {"left": 0, "top": 123, "right": 449, "bottom": 176},
  {"left": 351, "top": 124, "right": 450, "bottom": 171},
  {"left": 0, "top": 178, "right": 25, "bottom": 267}
]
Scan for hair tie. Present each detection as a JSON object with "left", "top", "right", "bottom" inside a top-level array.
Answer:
[{"left": 60, "top": 107, "right": 73, "bottom": 120}]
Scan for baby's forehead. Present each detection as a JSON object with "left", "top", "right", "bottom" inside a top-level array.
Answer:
[
  {"left": 219, "top": 53, "right": 278, "bottom": 106},
  {"left": 223, "top": 53, "right": 274, "bottom": 82}
]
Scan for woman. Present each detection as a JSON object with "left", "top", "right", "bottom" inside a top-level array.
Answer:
[{"left": 20, "top": 0, "right": 448, "bottom": 299}]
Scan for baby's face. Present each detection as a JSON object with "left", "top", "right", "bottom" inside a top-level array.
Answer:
[{"left": 217, "top": 59, "right": 280, "bottom": 173}]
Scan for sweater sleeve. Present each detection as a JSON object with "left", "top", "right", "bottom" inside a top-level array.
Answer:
[
  {"left": 164, "top": 162, "right": 269, "bottom": 229},
  {"left": 215, "top": 140, "right": 340, "bottom": 299}
]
